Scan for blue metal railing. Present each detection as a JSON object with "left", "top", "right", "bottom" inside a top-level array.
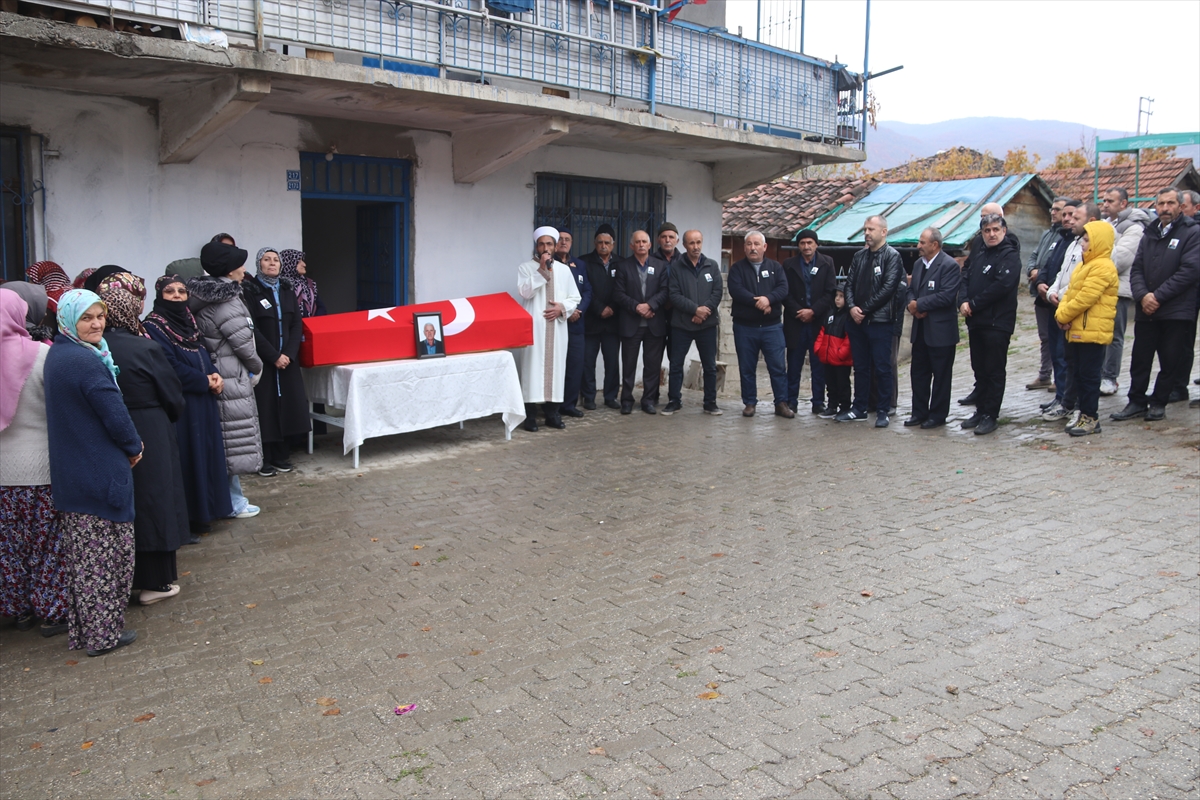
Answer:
[{"left": 60, "top": 0, "right": 863, "bottom": 146}]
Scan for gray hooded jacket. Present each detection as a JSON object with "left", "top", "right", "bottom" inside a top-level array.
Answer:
[{"left": 187, "top": 276, "right": 263, "bottom": 475}]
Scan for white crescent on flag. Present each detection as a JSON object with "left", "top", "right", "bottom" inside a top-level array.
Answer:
[{"left": 442, "top": 297, "right": 475, "bottom": 336}]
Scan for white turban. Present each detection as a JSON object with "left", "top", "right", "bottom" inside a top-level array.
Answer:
[{"left": 533, "top": 226, "right": 559, "bottom": 244}]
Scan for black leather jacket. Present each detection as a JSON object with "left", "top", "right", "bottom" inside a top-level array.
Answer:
[{"left": 844, "top": 245, "right": 904, "bottom": 324}]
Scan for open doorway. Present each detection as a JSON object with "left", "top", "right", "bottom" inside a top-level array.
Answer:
[{"left": 298, "top": 153, "right": 411, "bottom": 313}]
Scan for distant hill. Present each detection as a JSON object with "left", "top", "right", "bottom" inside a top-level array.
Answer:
[{"left": 862, "top": 117, "right": 1199, "bottom": 171}]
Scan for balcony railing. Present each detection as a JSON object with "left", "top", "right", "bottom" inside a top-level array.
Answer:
[{"left": 49, "top": 0, "right": 864, "bottom": 146}]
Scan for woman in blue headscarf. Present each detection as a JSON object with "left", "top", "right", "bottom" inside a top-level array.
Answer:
[{"left": 42, "top": 289, "right": 143, "bottom": 656}]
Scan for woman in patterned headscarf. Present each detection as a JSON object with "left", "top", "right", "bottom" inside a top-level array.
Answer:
[
  {"left": 144, "top": 275, "right": 233, "bottom": 534},
  {"left": 98, "top": 273, "right": 191, "bottom": 608},
  {"left": 279, "top": 249, "right": 327, "bottom": 318},
  {"left": 43, "top": 289, "right": 142, "bottom": 656},
  {"left": 25, "top": 261, "right": 70, "bottom": 312}
]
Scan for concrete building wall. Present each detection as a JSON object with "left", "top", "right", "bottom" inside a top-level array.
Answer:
[
  {"left": 0, "top": 84, "right": 302, "bottom": 284},
  {"left": 2, "top": 84, "right": 722, "bottom": 309}
]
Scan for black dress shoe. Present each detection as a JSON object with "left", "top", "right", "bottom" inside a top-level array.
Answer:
[
  {"left": 811, "top": 403, "right": 826, "bottom": 415},
  {"left": 958, "top": 389, "right": 979, "bottom": 406},
  {"left": 961, "top": 413, "right": 981, "bottom": 430},
  {"left": 583, "top": 399, "right": 597, "bottom": 410},
  {"left": 184, "top": 535, "right": 203, "bottom": 546},
  {"left": 523, "top": 417, "right": 539, "bottom": 431},
  {"left": 1110, "top": 402, "right": 1148, "bottom": 421},
  {"left": 1166, "top": 387, "right": 1189, "bottom": 403},
  {"left": 1144, "top": 404, "right": 1166, "bottom": 421},
  {"left": 642, "top": 403, "right": 657, "bottom": 415},
  {"left": 605, "top": 399, "right": 621, "bottom": 410},
  {"left": 39, "top": 622, "right": 68, "bottom": 638},
  {"left": 561, "top": 407, "right": 585, "bottom": 418},
  {"left": 545, "top": 414, "right": 566, "bottom": 429},
  {"left": 974, "top": 416, "right": 998, "bottom": 435},
  {"left": 903, "top": 417, "right": 927, "bottom": 427},
  {"left": 87, "top": 629, "right": 137, "bottom": 657},
  {"left": 620, "top": 402, "right": 633, "bottom": 415},
  {"left": 920, "top": 419, "right": 946, "bottom": 429}
]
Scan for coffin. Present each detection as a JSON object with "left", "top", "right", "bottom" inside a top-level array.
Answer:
[{"left": 299, "top": 292, "right": 534, "bottom": 367}]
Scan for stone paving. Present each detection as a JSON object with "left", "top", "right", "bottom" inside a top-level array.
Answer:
[{"left": 2, "top": 304, "right": 1198, "bottom": 800}]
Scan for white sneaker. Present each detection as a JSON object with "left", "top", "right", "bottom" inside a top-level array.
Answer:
[
  {"left": 139, "top": 584, "right": 180, "bottom": 605},
  {"left": 234, "top": 504, "right": 261, "bottom": 519},
  {"left": 1099, "top": 379, "right": 1118, "bottom": 396},
  {"left": 1041, "top": 400, "right": 1068, "bottom": 421}
]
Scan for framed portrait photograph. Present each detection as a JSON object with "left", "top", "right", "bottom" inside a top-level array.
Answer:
[{"left": 414, "top": 312, "right": 446, "bottom": 358}]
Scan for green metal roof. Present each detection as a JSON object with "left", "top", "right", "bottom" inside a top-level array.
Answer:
[
  {"left": 809, "top": 174, "right": 1040, "bottom": 248},
  {"left": 1096, "top": 132, "right": 1200, "bottom": 152}
]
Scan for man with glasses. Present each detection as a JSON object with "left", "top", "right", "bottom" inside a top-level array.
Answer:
[{"left": 1025, "top": 197, "right": 1071, "bottom": 391}]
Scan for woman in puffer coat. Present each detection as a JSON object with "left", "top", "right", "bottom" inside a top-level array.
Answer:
[
  {"left": 188, "top": 242, "right": 264, "bottom": 518},
  {"left": 1055, "top": 220, "right": 1118, "bottom": 437}
]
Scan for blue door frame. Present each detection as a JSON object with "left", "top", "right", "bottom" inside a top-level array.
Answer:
[{"left": 299, "top": 152, "right": 412, "bottom": 308}]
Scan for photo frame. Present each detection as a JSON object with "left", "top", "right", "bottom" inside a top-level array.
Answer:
[{"left": 414, "top": 312, "right": 446, "bottom": 358}]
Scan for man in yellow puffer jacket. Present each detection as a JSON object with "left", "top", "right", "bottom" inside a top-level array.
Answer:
[{"left": 1054, "top": 220, "right": 1119, "bottom": 435}]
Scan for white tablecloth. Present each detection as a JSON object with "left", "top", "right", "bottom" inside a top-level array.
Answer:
[{"left": 303, "top": 351, "right": 526, "bottom": 454}]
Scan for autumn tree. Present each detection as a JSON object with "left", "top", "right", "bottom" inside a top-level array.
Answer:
[
  {"left": 1052, "top": 148, "right": 1089, "bottom": 169},
  {"left": 1002, "top": 147, "right": 1039, "bottom": 174}
]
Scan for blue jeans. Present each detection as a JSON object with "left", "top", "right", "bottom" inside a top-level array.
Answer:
[
  {"left": 847, "top": 319, "right": 894, "bottom": 414},
  {"left": 786, "top": 322, "right": 825, "bottom": 407},
  {"left": 229, "top": 474, "right": 249, "bottom": 515},
  {"left": 733, "top": 323, "right": 788, "bottom": 406},
  {"left": 668, "top": 325, "right": 719, "bottom": 408}
]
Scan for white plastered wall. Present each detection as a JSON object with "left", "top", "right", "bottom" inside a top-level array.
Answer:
[
  {"left": 0, "top": 84, "right": 301, "bottom": 287},
  {"left": 2, "top": 84, "right": 723, "bottom": 307}
]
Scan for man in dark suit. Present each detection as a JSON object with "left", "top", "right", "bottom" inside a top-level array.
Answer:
[
  {"left": 782, "top": 229, "right": 837, "bottom": 414},
  {"left": 577, "top": 224, "right": 620, "bottom": 409},
  {"left": 612, "top": 229, "right": 669, "bottom": 414},
  {"left": 728, "top": 230, "right": 792, "bottom": 418},
  {"left": 560, "top": 246, "right": 592, "bottom": 417},
  {"left": 904, "top": 227, "right": 961, "bottom": 428}
]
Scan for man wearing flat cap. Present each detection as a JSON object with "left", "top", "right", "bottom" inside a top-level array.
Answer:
[
  {"left": 516, "top": 226, "right": 582, "bottom": 431},
  {"left": 782, "top": 229, "right": 836, "bottom": 414}
]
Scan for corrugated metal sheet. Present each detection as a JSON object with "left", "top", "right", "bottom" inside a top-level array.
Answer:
[{"left": 811, "top": 174, "right": 1039, "bottom": 247}]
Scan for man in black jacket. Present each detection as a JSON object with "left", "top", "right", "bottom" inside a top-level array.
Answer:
[
  {"left": 612, "top": 229, "right": 670, "bottom": 414},
  {"left": 904, "top": 227, "right": 961, "bottom": 428},
  {"left": 782, "top": 229, "right": 837, "bottom": 414},
  {"left": 957, "top": 214, "right": 1021, "bottom": 435},
  {"left": 1111, "top": 189, "right": 1200, "bottom": 422},
  {"left": 577, "top": 224, "right": 620, "bottom": 409},
  {"left": 1025, "top": 197, "right": 1071, "bottom": 390},
  {"left": 663, "top": 230, "right": 724, "bottom": 416},
  {"left": 728, "top": 230, "right": 792, "bottom": 418},
  {"left": 841, "top": 215, "right": 904, "bottom": 427}
]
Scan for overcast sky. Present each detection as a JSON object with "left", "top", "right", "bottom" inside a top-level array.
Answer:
[{"left": 725, "top": 0, "right": 1200, "bottom": 134}]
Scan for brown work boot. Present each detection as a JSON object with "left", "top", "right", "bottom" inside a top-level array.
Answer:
[
  {"left": 742, "top": 404, "right": 756, "bottom": 417},
  {"left": 774, "top": 402, "right": 795, "bottom": 418}
]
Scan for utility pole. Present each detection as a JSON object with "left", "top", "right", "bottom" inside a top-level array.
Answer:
[{"left": 1137, "top": 97, "right": 1154, "bottom": 135}]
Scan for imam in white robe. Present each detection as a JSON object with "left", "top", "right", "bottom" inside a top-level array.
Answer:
[{"left": 515, "top": 259, "right": 581, "bottom": 403}]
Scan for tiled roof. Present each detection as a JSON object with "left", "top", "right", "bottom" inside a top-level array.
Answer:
[
  {"left": 870, "top": 147, "right": 1005, "bottom": 183},
  {"left": 1039, "top": 158, "right": 1200, "bottom": 206},
  {"left": 722, "top": 176, "right": 878, "bottom": 239}
]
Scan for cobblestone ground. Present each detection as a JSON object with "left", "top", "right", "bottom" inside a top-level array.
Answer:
[{"left": 3, "top": 305, "right": 1198, "bottom": 800}]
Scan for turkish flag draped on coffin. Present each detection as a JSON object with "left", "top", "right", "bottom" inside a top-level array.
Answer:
[{"left": 299, "top": 292, "right": 534, "bottom": 367}]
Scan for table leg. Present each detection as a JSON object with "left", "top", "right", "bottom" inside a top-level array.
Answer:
[
  {"left": 308, "top": 429, "right": 313, "bottom": 455},
  {"left": 353, "top": 446, "right": 360, "bottom": 470},
  {"left": 459, "top": 421, "right": 464, "bottom": 430},
  {"left": 505, "top": 421, "right": 511, "bottom": 441}
]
